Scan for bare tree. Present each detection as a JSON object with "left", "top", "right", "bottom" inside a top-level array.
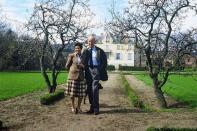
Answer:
[
  {"left": 28, "top": 0, "right": 92, "bottom": 93},
  {"left": 169, "top": 30, "right": 197, "bottom": 70},
  {"left": 0, "top": 7, "right": 42, "bottom": 71},
  {"left": 108, "top": 0, "right": 197, "bottom": 108}
]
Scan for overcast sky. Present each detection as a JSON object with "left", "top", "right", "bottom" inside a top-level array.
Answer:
[{"left": 0, "top": 0, "right": 197, "bottom": 35}]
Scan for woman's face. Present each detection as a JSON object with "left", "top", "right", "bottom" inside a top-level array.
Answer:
[{"left": 74, "top": 46, "right": 81, "bottom": 54}]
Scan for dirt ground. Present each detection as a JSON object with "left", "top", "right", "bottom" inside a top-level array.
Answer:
[{"left": 0, "top": 73, "right": 197, "bottom": 131}]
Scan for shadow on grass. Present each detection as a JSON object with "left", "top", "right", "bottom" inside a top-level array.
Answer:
[
  {"left": 100, "top": 103, "right": 121, "bottom": 108},
  {"left": 100, "top": 108, "right": 149, "bottom": 114},
  {"left": 0, "top": 127, "right": 9, "bottom": 131},
  {"left": 168, "top": 102, "right": 194, "bottom": 109},
  {"left": 99, "top": 103, "right": 150, "bottom": 114},
  {"left": 0, "top": 123, "right": 24, "bottom": 131}
]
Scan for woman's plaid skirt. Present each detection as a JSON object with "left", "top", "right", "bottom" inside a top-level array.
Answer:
[{"left": 64, "top": 79, "right": 86, "bottom": 97}]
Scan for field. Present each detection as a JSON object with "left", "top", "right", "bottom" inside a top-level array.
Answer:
[
  {"left": 1, "top": 71, "right": 197, "bottom": 107},
  {"left": 1, "top": 73, "right": 197, "bottom": 130},
  {"left": 0, "top": 72, "right": 68, "bottom": 101},
  {"left": 134, "top": 73, "right": 197, "bottom": 107}
]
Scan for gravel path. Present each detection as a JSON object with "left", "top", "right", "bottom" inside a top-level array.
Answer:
[{"left": 0, "top": 73, "right": 197, "bottom": 131}]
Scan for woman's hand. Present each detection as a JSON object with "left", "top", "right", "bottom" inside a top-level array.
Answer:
[{"left": 77, "top": 63, "right": 84, "bottom": 69}]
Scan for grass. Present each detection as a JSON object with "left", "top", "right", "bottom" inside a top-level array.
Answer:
[
  {"left": 120, "top": 74, "right": 146, "bottom": 109},
  {"left": 0, "top": 72, "right": 68, "bottom": 101},
  {"left": 134, "top": 73, "right": 197, "bottom": 107}
]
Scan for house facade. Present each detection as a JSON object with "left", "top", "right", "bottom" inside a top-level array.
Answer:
[
  {"left": 183, "top": 54, "right": 197, "bottom": 68},
  {"left": 95, "top": 32, "right": 138, "bottom": 69}
]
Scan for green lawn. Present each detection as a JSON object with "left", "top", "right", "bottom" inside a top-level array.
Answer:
[
  {"left": 0, "top": 72, "right": 68, "bottom": 101},
  {"left": 134, "top": 74, "right": 197, "bottom": 107}
]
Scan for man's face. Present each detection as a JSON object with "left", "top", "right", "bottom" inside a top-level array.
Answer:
[{"left": 88, "top": 36, "right": 95, "bottom": 48}]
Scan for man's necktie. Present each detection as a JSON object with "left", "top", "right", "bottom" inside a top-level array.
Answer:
[{"left": 89, "top": 48, "right": 93, "bottom": 68}]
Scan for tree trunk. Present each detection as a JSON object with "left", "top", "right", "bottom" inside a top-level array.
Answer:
[
  {"left": 51, "top": 66, "right": 57, "bottom": 93},
  {"left": 152, "top": 78, "right": 167, "bottom": 108},
  {"left": 139, "top": 51, "right": 142, "bottom": 67},
  {"left": 40, "top": 57, "right": 53, "bottom": 93},
  {"left": 49, "top": 85, "right": 55, "bottom": 93}
]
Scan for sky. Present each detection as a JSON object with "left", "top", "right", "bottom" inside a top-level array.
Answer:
[
  {"left": 0, "top": 0, "right": 197, "bottom": 35},
  {"left": 0, "top": 0, "right": 121, "bottom": 34}
]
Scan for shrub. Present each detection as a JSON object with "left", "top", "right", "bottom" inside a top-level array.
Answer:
[
  {"left": 119, "top": 65, "right": 147, "bottom": 71},
  {"left": 40, "top": 89, "right": 65, "bottom": 105},
  {"left": 184, "top": 67, "right": 194, "bottom": 72},
  {"left": 147, "top": 127, "right": 197, "bottom": 131},
  {"left": 107, "top": 65, "right": 115, "bottom": 71}
]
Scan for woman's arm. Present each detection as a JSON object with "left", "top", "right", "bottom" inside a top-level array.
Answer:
[
  {"left": 65, "top": 54, "right": 73, "bottom": 70},
  {"left": 77, "top": 63, "right": 85, "bottom": 69}
]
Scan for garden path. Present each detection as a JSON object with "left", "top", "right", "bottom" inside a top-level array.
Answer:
[{"left": 0, "top": 73, "right": 197, "bottom": 131}]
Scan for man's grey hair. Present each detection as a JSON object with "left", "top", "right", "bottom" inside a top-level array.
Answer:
[
  {"left": 88, "top": 34, "right": 96, "bottom": 39},
  {"left": 88, "top": 33, "right": 96, "bottom": 37}
]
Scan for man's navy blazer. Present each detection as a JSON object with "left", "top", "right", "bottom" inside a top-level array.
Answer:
[{"left": 82, "top": 46, "right": 108, "bottom": 81}]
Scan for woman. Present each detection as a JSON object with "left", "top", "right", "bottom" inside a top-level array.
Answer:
[{"left": 65, "top": 42, "right": 86, "bottom": 114}]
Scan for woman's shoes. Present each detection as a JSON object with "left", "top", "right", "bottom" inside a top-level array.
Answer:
[
  {"left": 71, "top": 107, "right": 75, "bottom": 113},
  {"left": 71, "top": 107, "right": 82, "bottom": 114}
]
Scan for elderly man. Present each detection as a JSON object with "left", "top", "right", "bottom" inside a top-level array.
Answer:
[{"left": 82, "top": 34, "right": 108, "bottom": 115}]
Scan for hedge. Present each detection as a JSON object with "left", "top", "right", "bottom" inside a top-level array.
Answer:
[
  {"left": 119, "top": 65, "right": 147, "bottom": 71},
  {"left": 107, "top": 65, "right": 116, "bottom": 71},
  {"left": 40, "top": 89, "right": 65, "bottom": 105},
  {"left": 147, "top": 127, "right": 197, "bottom": 131}
]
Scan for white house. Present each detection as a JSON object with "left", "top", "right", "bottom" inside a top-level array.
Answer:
[{"left": 95, "top": 33, "right": 135, "bottom": 69}]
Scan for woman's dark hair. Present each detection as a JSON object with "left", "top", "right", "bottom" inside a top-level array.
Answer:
[{"left": 74, "top": 42, "right": 83, "bottom": 49}]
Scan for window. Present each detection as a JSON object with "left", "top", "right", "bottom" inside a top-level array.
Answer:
[
  {"left": 116, "top": 53, "right": 120, "bottom": 60},
  {"left": 128, "top": 53, "right": 132, "bottom": 60},
  {"left": 106, "top": 45, "right": 109, "bottom": 49},
  {"left": 105, "top": 52, "right": 110, "bottom": 59},
  {"left": 117, "top": 45, "right": 120, "bottom": 50},
  {"left": 128, "top": 44, "right": 133, "bottom": 50}
]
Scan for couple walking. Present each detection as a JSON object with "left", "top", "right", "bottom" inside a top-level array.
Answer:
[{"left": 64, "top": 35, "right": 108, "bottom": 115}]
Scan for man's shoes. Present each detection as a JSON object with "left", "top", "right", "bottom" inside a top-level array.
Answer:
[
  {"left": 86, "top": 110, "right": 99, "bottom": 115},
  {"left": 86, "top": 110, "right": 94, "bottom": 114},
  {"left": 94, "top": 112, "right": 99, "bottom": 115}
]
